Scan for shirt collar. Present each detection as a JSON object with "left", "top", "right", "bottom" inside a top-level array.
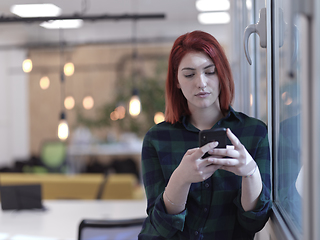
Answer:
[
  {"left": 179, "top": 106, "right": 243, "bottom": 132},
  {"left": 223, "top": 106, "right": 243, "bottom": 123}
]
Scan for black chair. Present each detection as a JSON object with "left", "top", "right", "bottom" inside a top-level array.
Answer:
[{"left": 78, "top": 217, "right": 145, "bottom": 240}]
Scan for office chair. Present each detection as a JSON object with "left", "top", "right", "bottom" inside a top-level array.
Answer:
[
  {"left": 78, "top": 217, "right": 145, "bottom": 240},
  {"left": 40, "top": 140, "right": 67, "bottom": 172},
  {"left": 22, "top": 140, "right": 67, "bottom": 173}
]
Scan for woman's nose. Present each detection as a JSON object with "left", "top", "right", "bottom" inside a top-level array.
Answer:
[{"left": 196, "top": 74, "right": 207, "bottom": 89}]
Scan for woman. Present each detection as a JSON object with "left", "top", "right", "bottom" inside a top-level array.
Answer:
[{"left": 138, "top": 31, "right": 271, "bottom": 240}]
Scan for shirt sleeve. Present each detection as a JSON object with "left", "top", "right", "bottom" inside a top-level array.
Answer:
[
  {"left": 233, "top": 130, "right": 272, "bottom": 233},
  {"left": 139, "top": 129, "right": 187, "bottom": 239}
]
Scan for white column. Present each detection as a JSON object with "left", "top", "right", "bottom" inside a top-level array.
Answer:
[{"left": 0, "top": 49, "right": 29, "bottom": 167}]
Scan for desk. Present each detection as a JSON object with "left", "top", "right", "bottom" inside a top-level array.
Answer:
[{"left": 0, "top": 199, "right": 147, "bottom": 240}]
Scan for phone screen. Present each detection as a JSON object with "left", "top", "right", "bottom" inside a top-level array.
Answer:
[{"left": 199, "top": 128, "right": 227, "bottom": 158}]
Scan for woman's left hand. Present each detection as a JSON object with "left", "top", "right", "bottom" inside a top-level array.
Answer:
[{"left": 206, "top": 128, "right": 257, "bottom": 176}]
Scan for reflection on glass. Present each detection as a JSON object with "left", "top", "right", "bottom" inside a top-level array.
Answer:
[{"left": 275, "top": 1, "right": 302, "bottom": 234}]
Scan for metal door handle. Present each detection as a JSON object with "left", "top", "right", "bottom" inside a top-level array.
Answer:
[{"left": 243, "top": 8, "right": 267, "bottom": 65}]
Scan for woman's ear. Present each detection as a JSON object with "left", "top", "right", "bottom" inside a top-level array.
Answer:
[{"left": 177, "top": 82, "right": 181, "bottom": 89}]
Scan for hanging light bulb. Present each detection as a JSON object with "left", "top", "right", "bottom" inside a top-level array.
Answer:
[
  {"left": 64, "top": 96, "right": 75, "bottom": 110},
  {"left": 58, "top": 112, "right": 69, "bottom": 141},
  {"left": 83, "top": 96, "right": 94, "bottom": 110},
  {"left": 154, "top": 112, "right": 165, "bottom": 124},
  {"left": 64, "top": 62, "right": 74, "bottom": 76},
  {"left": 115, "top": 105, "right": 126, "bottom": 119},
  {"left": 39, "top": 76, "right": 50, "bottom": 89},
  {"left": 129, "top": 89, "right": 141, "bottom": 117},
  {"left": 22, "top": 58, "right": 33, "bottom": 73}
]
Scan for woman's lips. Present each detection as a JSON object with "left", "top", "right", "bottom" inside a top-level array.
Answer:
[{"left": 195, "top": 92, "right": 211, "bottom": 97}]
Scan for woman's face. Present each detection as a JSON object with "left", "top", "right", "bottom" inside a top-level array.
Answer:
[{"left": 177, "top": 51, "right": 220, "bottom": 112}]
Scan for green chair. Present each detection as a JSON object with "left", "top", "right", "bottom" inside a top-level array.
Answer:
[
  {"left": 23, "top": 140, "right": 67, "bottom": 174},
  {"left": 40, "top": 140, "right": 67, "bottom": 173}
]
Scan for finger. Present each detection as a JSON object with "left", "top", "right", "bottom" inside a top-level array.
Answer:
[
  {"left": 207, "top": 157, "right": 239, "bottom": 166},
  {"left": 194, "top": 141, "right": 218, "bottom": 160},
  {"left": 226, "top": 128, "right": 242, "bottom": 150},
  {"left": 208, "top": 146, "right": 240, "bottom": 159},
  {"left": 201, "top": 164, "right": 223, "bottom": 179},
  {"left": 185, "top": 147, "right": 201, "bottom": 156}
]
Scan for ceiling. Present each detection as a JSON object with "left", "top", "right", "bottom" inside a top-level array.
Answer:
[{"left": 0, "top": 0, "right": 231, "bottom": 49}]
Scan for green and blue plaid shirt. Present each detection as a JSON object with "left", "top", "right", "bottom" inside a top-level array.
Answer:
[{"left": 139, "top": 107, "right": 272, "bottom": 240}]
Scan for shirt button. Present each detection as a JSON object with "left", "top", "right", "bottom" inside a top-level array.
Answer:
[
  {"left": 205, "top": 183, "right": 210, "bottom": 188},
  {"left": 204, "top": 208, "right": 208, "bottom": 212},
  {"left": 194, "top": 231, "right": 199, "bottom": 236}
]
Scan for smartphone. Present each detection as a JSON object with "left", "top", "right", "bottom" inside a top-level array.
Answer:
[{"left": 199, "top": 128, "right": 227, "bottom": 159}]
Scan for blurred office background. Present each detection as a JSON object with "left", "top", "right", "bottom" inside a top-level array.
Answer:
[
  {"left": 1, "top": 1, "right": 319, "bottom": 240},
  {"left": 0, "top": 0, "right": 234, "bottom": 173}
]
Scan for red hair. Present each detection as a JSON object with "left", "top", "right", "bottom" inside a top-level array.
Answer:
[{"left": 165, "top": 30, "right": 234, "bottom": 124}]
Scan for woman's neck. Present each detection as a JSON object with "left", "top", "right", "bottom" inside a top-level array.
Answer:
[{"left": 189, "top": 105, "right": 224, "bottom": 131}]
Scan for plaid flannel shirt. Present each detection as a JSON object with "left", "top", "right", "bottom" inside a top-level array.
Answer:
[{"left": 139, "top": 107, "right": 272, "bottom": 240}]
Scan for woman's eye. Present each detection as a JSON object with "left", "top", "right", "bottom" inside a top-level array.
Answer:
[
  {"left": 206, "top": 71, "right": 216, "bottom": 75},
  {"left": 184, "top": 73, "right": 194, "bottom": 78}
]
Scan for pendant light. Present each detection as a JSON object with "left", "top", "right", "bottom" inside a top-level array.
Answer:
[
  {"left": 58, "top": 29, "right": 69, "bottom": 141},
  {"left": 129, "top": 19, "right": 141, "bottom": 117},
  {"left": 22, "top": 56, "right": 33, "bottom": 73},
  {"left": 39, "top": 75, "right": 50, "bottom": 89},
  {"left": 64, "top": 62, "right": 74, "bottom": 76},
  {"left": 58, "top": 112, "right": 69, "bottom": 140},
  {"left": 129, "top": 89, "right": 141, "bottom": 117}
]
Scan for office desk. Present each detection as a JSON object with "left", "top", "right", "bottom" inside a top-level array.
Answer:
[{"left": 0, "top": 199, "right": 147, "bottom": 240}]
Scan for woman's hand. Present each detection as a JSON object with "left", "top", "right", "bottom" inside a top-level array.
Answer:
[
  {"left": 174, "top": 141, "right": 222, "bottom": 184},
  {"left": 206, "top": 128, "right": 257, "bottom": 176}
]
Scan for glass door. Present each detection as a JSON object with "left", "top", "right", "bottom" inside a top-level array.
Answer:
[{"left": 272, "top": 0, "right": 303, "bottom": 238}]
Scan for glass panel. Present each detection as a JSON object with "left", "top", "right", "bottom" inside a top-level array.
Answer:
[
  {"left": 274, "top": 0, "right": 303, "bottom": 235},
  {"left": 255, "top": 0, "right": 268, "bottom": 123}
]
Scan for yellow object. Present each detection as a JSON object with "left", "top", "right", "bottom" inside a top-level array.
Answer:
[
  {"left": 100, "top": 174, "right": 138, "bottom": 200},
  {"left": 0, "top": 173, "right": 145, "bottom": 200},
  {"left": 0, "top": 173, "right": 104, "bottom": 200}
]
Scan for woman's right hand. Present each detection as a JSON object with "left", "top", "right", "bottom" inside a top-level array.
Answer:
[
  {"left": 164, "top": 142, "right": 221, "bottom": 214},
  {"left": 174, "top": 141, "right": 222, "bottom": 184}
]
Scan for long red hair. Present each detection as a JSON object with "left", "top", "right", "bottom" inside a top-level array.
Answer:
[{"left": 165, "top": 30, "right": 234, "bottom": 124}]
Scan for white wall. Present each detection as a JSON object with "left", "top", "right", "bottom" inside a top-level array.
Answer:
[{"left": 0, "top": 49, "right": 29, "bottom": 167}]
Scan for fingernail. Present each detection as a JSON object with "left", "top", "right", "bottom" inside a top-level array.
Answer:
[{"left": 212, "top": 141, "right": 218, "bottom": 147}]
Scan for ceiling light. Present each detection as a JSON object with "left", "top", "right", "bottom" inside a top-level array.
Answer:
[
  {"left": 10, "top": 4, "right": 61, "bottom": 18},
  {"left": 198, "top": 12, "right": 230, "bottom": 24},
  {"left": 40, "top": 19, "right": 83, "bottom": 29},
  {"left": 195, "top": 0, "right": 230, "bottom": 12}
]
